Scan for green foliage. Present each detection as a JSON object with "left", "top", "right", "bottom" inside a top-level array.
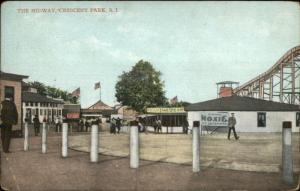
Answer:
[
  {"left": 27, "top": 81, "right": 47, "bottom": 96},
  {"left": 169, "top": 101, "right": 191, "bottom": 107},
  {"left": 115, "top": 60, "right": 168, "bottom": 113},
  {"left": 27, "top": 81, "right": 78, "bottom": 104}
]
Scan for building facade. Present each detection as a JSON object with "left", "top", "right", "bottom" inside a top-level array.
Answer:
[
  {"left": 0, "top": 72, "right": 28, "bottom": 132},
  {"left": 22, "top": 91, "right": 64, "bottom": 123},
  {"left": 185, "top": 95, "right": 300, "bottom": 133}
]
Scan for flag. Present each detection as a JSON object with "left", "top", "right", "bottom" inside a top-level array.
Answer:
[
  {"left": 94, "top": 82, "right": 101, "bottom": 90},
  {"left": 71, "top": 87, "right": 80, "bottom": 97},
  {"left": 170, "top": 96, "right": 178, "bottom": 105}
]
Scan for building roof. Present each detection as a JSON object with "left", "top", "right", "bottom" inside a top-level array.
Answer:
[
  {"left": 88, "top": 100, "right": 112, "bottom": 110},
  {"left": 63, "top": 104, "right": 81, "bottom": 112},
  {"left": 81, "top": 109, "right": 117, "bottom": 115},
  {"left": 22, "top": 92, "right": 64, "bottom": 104},
  {"left": 0, "top": 71, "right": 28, "bottom": 81},
  {"left": 185, "top": 95, "right": 300, "bottom": 111},
  {"left": 216, "top": 81, "right": 239, "bottom": 85}
]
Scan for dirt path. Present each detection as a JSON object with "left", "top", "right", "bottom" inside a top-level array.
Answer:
[{"left": 1, "top": 136, "right": 298, "bottom": 190}]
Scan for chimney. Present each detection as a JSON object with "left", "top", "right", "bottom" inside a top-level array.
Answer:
[{"left": 219, "top": 86, "right": 233, "bottom": 97}]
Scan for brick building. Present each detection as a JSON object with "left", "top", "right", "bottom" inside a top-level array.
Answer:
[{"left": 0, "top": 71, "right": 28, "bottom": 133}]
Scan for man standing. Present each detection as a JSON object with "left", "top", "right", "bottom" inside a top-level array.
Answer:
[
  {"left": 157, "top": 119, "right": 162, "bottom": 133},
  {"left": 183, "top": 119, "right": 189, "bottom": 134},
  {"left": 0, "top": 98, "right": 18, "bottom": 153},
  {"left": 116, "top": 117, "right": 121, "bottom": 134},
  {"left": 227, "top": 113, "right": 239, "bottom": 140},
  {"left": 33, "top": 114, "right": 40, "bottom": 136},
  {"left": 55, "top": 116, "right": 59, "bottom": 132}
]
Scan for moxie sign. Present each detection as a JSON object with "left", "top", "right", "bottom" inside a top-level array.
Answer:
[{"left": 200, "top": 112, "right": 229, "bottom": 126}]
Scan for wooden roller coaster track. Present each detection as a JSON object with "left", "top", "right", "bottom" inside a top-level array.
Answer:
[{"left": 233, "top": 45, "right": 300, "bottom": 104}]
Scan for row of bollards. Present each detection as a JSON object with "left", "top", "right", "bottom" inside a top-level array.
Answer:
[
  {"left": 23, "top": 121, "right": 295, "bottom": 184},
  {"left": 23, "top": 122, "right": 99, "bottom": 163}
]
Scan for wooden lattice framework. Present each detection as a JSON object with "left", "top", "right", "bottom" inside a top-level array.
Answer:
[{"left": 233, "top": 45, "right": 300, "bottom": 104}]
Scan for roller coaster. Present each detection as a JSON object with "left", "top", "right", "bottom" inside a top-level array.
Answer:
[{"left": 233, "top": 45, "right": 300, "bottom": 105}]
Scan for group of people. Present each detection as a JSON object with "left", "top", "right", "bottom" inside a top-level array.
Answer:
[
  {"left": 110, "top": 117, "right": 122, "bottom": 134},
  {"left": 153, "top": 119, "right": 162, "bottom": 133},
  {"left": 79, "top": 117, "right": 102, "bottom": 132},
  {"left": 31, "top": 115, "right": 63, "bottom": 136}
]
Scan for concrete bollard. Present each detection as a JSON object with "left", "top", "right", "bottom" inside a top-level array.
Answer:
[
  {"left": 282, "top": 121, "right": 293, "bottom": 184},
  {"left": 90, "top": 124, "right": 99, "bottom": 162},
  {"left": 24, "top": 122, "right": 29, "bottom": 151},
  {"left": 42, "top": 122, "right": 47, "bottom": 154},
  {"left": 62, "top": 123, "right": 68, "bottom": 158},
  {"left": 130, "top": 121, "right": 139, "bottom": 168},
  {"left": 193, "top": 121, "right": 200, "bottom": 173}
]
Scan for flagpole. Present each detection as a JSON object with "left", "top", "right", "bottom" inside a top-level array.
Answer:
[
  {"left": 79, "top": 87, "right": 81, "bottom": 104},
  {"left": 100, "top": 85, "right": 101, "bottom": 102}
]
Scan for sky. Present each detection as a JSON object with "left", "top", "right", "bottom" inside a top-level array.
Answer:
[{"left": 1, "top": 1, "right": 300, "bottom": 108}]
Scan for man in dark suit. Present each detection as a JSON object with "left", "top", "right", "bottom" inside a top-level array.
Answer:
[
  {"left": 33, "top": 114, "right": 40, "bottom": 136},
  {"left": 0, "top": 98, "right": 18, "bottom": 153},
  {"left": 227, "top": 113, "right": 239, "bottom": 140}
]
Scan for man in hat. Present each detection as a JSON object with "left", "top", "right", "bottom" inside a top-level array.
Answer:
[
  {"left": 0, "top": 97, "right": 18, "bottom": 153},
  {"left": 227, "top": 113, "right": 239, "bottom": 140}
]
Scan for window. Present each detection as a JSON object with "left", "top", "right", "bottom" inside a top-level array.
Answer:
[
  {"left": 257, "top": 112, "right": 266, "bottom": 127},
  {"left": 35, "top": 102, "right": 38, "bottom": 106},
  {"left": 32, "top": 108, "right": 35, "bottom": 115},
  {"left": 58, "top": 110, "right": 61, "bottom": 115},
  {"left": 30, "top": 102, "right": 33, "bottom": 106},
  {"left": 296, "top": 112, "right": 300, "bottom": 127},
  {"left": 40, "top": 109, "right": 43, "bottom": 116},
  {"left": 4, "top": 86, "right": 14, "bottom": 102},
  {"left": 25, "top": 102, "right": 29, "bottom": 106}
]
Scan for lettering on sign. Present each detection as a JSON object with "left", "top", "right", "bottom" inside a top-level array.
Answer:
[
  {"left": 200, "top": 112, "right": 229, "bottom": 126},
  {"left": 146, "top": 107, "right": 185, "bottom": 113}
]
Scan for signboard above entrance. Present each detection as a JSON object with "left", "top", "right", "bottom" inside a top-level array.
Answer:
[{"left": 146, "top": 107, "right": 185, "bottom": 114}]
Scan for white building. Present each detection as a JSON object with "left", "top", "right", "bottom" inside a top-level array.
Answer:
[
  {"left": 185, "top": 95, "right": 300, "bottom": 133},
  {"left": 22, "top": 91, "right": 64, "bottom": 123}
]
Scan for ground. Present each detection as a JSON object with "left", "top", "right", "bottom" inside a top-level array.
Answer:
[
  {"left": 1, "top": 127, "right": 299, "bottom": 191},
  {"left": 69, "top": 130, "right": 300, "bottom": 173}
]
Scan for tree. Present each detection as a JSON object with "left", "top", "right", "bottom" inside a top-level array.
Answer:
[
  {"left": 27, "top": 81, "right": 78, "bottom": 104},
  {"left": 28, "top": 81, "right": 47, "bottom": 96},
  {"left": 115, "top": 60, "right": 167, "bottom": 113},
  {"left": 169, "top": 101, "right": 191, "bottom": 107}
]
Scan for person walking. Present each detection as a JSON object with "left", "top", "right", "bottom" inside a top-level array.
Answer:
[
  {"left": 227, "top": 113, "right": 239, "bottom": 140},
  {"left": 0, "top": 98, "right": 18, "bottom": 153},
  {"left": 33, "top": 114, "right": 41, "bottom": 136}
]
